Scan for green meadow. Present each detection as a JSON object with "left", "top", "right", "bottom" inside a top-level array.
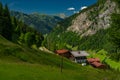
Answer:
[
  {"left": 0, "top": 36, "right": 120, "bottom": 80},
  {"left": 0, "top": 61, "right": 120, "bottom": 80}
]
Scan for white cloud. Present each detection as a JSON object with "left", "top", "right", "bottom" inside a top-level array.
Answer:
[
  {"left": 80, "top": 6, "right": 87, "bottom": 10},
  {"left": 67, "top": 7, "right": 75, "bottom": 11}
]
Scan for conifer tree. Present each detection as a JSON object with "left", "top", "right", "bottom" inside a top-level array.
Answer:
[
  {"left": 111, "top": 14, "right": 120, "bottom": 50},
  {"left": 0, "top": 2, "right": 3, "bottom": 16},
  {"left": 3, "top": 4, "right": 10, "bottom": 19},
  {"left": 1, "top": 4, "right": 13, "bottom": 40}
]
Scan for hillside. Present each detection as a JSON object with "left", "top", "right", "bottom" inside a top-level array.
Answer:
[
  {"left": 0, "top": 35, "right": 75, "bottom": 67},
  {"left": 11, "top": 11, "right": 64, "bottom": 34},
  {"left": 43, "top": 0, "right": 119, "bottom": 49},
  {"left": 43, "top": 0, "right": 120, "bottom": 61},
  {"left": 1, "top": 35, "right": 120, "bottom": 80}
]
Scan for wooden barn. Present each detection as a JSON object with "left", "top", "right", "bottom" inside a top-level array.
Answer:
[
  {"left": 55, "top": 49, "right": 71, "bottom": 58},
  {"left": 91, "top": 62, "right": 105, "bottom": 69},
  {"left": 87, "top": 58, "right": 105, "bottom": 69},
  {"left": 70, "top": 51, "right": 89, "bottom": 63},
  {"left": 87, "top": 58, "right": 100, "bottom": 64}
]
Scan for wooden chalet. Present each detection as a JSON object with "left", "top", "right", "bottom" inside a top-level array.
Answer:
[
  {"left": 55, "top": 49, "right": 71, "bottom": 58},
  {"left": 70, "top": 51, "right": 89, "bottom": 63},
  {"left": 87, "top": 58, "right": 105, "bottom": 69}
]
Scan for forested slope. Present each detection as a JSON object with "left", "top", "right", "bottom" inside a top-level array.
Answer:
[{"left": 43, "top": 0, "right": 120, "bottom": 61}]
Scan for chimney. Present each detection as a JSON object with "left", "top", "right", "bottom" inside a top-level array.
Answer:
[{"left": 78, "top": 51, "right": 81, "bottom": 54}]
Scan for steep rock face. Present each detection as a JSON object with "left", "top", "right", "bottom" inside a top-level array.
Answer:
[{"left": 67, "top": 0, "right": 119, "bottom": 36}]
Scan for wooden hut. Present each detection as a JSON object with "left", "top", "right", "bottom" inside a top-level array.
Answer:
[
  {"left": 87, "top": 58, "right": 105, "bottom": 69},
  {"left": 87, "top": 58, "right": 100, "bottom": 64},
  {"left": 55, "top": 49, "right": 71, "bottom": 58},
  {"left": 91, "top": 62, "right": 105, "bottom": 69}
]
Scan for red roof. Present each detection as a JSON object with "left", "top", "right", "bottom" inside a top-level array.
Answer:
[
  {"left": 87, "top": 58, "right": 105, "bottom": 68},
  {"left": 55, "top": 49, "right": 69, "bottom": 54},
  {"left": 91, "top": 62, "right": 104, "bottom": 68},
  {"left": 87, "top": 58, "right": 95, "bottom": 63},
  {"left": 94, "top": 58, "right": 100, "bottom": 62},
  {"left": 87, "top": 58, "right": 100, "bottom": 63}
]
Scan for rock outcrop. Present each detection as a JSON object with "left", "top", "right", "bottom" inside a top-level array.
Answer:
[{"left": 67, "top": 0, "right": 119, "bottom": 36}]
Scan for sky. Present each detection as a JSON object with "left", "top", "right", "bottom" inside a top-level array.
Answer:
[{"left": 0, "top": 0, "right": 98, "bottom": 16}]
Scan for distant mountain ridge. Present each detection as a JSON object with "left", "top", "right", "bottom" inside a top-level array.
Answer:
[{"left": 11, "top": 11, "right": 64, "bottom": 34}]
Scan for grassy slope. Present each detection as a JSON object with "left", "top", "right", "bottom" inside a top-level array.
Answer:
[
  {"left": 0, "top": 35, "right": 120, "bottom": 80},
  {"left": 0, "top": 35, "right": 79, "bottom": 69}
]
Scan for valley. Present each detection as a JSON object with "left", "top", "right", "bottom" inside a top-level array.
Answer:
[{"left": 0, "top": 0, "right": 120, "bottom": 80}]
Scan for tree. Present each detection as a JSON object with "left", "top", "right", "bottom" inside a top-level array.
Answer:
[
  {"left": 0, "top": 2, "right": 3, "bottom": 16},
  {"left": 109, "top": 14, "right": 120, "bottom": 61},
  {"left": 19, "top": 33, "right": 24, "bottom": 43},
  {"left": 24, "top": 32, "right": 35, "bottom": 47},
  {"left": 12, "top": 17, "right": 18, "bottom": 28},
  {"left": 0, "top": 4, "right": 13, "bottom": 40},
  {"left": 1, "top": 17, "right": 13, "bottom": 40},
  {"left": 3, "top": 4, "right": 11, "bottom": 19},
  {"left": 110, "top": 14, "right": 120, "bottom": 49},
  {"left": 35, "top": 34, "right": 44, "bottom": 47}
]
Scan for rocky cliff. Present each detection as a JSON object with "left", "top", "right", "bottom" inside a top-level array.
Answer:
[{"left": 67, "top": 0, "right": 119, "bottom": 36}]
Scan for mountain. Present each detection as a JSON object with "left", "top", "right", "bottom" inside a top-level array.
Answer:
[
  {"left": 0, "top": 1, "right": 120, "bottom": 80},
  {"left": 11, "top": 11, "right": 64, "bottom": 34},
  {"left": 60, "top": 0, "right": 119, "bottom": 36},
  {"left": 43, "top": 0, "right": 120, "bottom": 61}
]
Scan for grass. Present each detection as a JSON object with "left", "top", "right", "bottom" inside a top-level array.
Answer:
[
  {"left": 0, "top": 61, "right": 120, "bottom": 80},
  {"left": 0, "top": 35, "right": 78, "bottom": 69},
  {"left": 0, "top": 35, "right": 120, "bottom": 80},
  {"left": 0, "top": 61, "right": 78, "bottom": 80}
]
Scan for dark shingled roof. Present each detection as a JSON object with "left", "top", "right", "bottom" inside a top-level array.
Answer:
[{"left": 70, "top": 51, "right": 89, "bottom": 57}]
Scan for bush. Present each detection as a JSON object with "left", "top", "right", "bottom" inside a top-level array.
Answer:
[{"left": 97, "top": 49, "right": 108, "bottom": 56}]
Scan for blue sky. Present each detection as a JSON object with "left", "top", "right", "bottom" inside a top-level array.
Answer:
[{"left": 0, "top": 0, "right": 97, "bottom": 16}]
